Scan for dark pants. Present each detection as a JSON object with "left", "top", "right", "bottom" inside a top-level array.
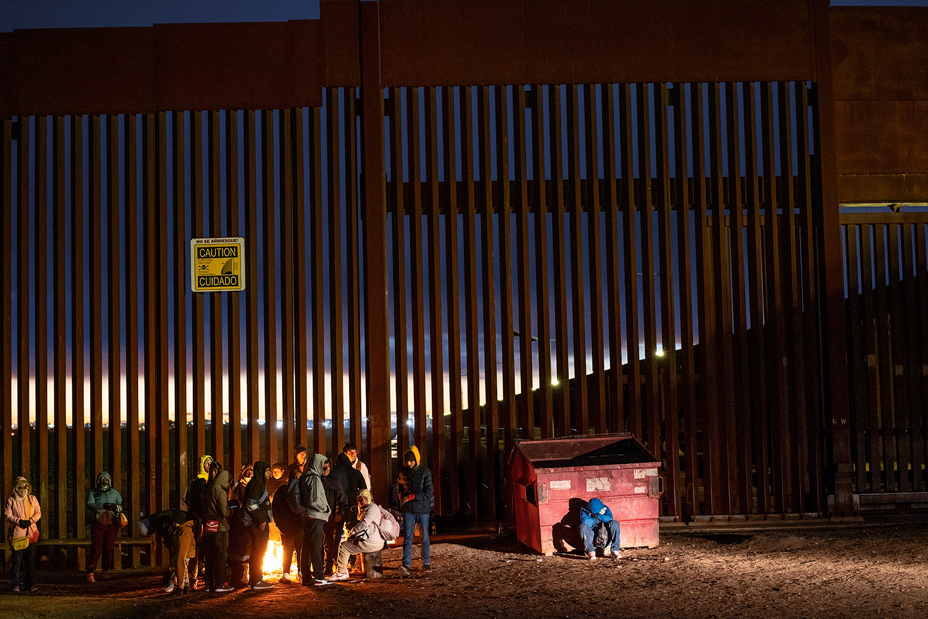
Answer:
[
  {"left": 10, "top": 544, "right": 35, "bottom": 590},
  {"left": 300, "top": 518, "right": 325, "bottom": 582},
  {"left": 202, "top": 530, "right": 228, "bottom": 591},
  {"left": 246, "top": 525, "right": 270, "bottom": 586},
  {"left": 322, "top": 517, "right": 343, "bottom": 575},
  {"left": 580, "top": 519, "right": 621, "bottom": 554},
  {"left": 280, "top": 528, "right": 303, "bottom": 576},
  {"left": 88, "top": 521, "right": 120, "bottom": 572}
]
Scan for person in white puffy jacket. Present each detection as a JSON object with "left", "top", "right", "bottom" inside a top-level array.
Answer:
[
  {"left": 4, "top": 476, "right": 41, "bottom": 593},
  {"left": 327, "top": 489, "right": 384, "bottom": 581}
]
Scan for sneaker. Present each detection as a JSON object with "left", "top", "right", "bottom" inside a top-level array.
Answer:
[
  {"left": 86, "top": 572, "right": 96, "bottom": 584},
  {"left": 397, "top": 565, "right": 411, "bottom": 578},
  {"left": 328, "top": 572, "right": 349, "bottom": 582},
  {"left": 422, "top": 564, "right": 432, "bottom": 572},
  {"left": 164, "top": 582, "right": 176, "bottom": 593},
  {"left": 587, "top": 551, "right": 597, "bottom": 561},
  {"left": 251, "top": 580, "right": 274, "bottom": 590},
  {"left": 214, "top": 583, "right": 234, "bottom": 593},
  {"left": 28, "top": 586, "right": 38, "bottom": 593},
  {"left": 279, "top": 574, "right": 291, "bottom": 584},
  {"left": 313, "top": 579, "right": 333, "bottom": 587},
  {"left": 11, "top": 586, "right": 19, "bottom": 593}
]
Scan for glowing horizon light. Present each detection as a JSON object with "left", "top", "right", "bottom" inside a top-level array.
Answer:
[
  {"left": 551, "top": 378, "right": 559, "bottom": 386},
  {"left": 655, "top": 349, "right": 665, "bottom": 357}
]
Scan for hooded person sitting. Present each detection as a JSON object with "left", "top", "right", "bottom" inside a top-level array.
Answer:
[
  {"left": 86, "top": 471, "right": 123, "bottom": 583},
  {"left": 327, "top": 489, "right": 385, "bottom": 582},
  {"left": 580, "top": 497, "right": 622, "bottom": 561}
]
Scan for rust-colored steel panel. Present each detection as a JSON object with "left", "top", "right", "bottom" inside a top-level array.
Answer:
[
  {"left": 157, "top": 112, "right": 171, "bottom": 510},
  {"left": 105, "top": 114, "right": 121, "bottom": 488},
  {"left": 309, "top": 107, "right": 327, "bottom": 457},
  {"left": 0, "top": 120, "right": 9, "bottom": 506},
  {"left": 838, "top": 174, "right": 928, "bottom": 204},
  {"left": 262, "top": 109, "right": 279, "bottom": 466},
  {"left": 379, "top": 0, "right": 813, "bottom": 87},
  {"left": 125, "top": 113, "right": 141, "bottom": 540},
  {"left": 69, "top": 115, "right": 87, "bottom": 533},
  {"left": 191, "top": 112, "right": 207, "bottom": 466},
  {"left": 1, "top": 22, "right": 323, "bottom": 118},
  {"left": 388, "top": 87, "right": 409, "bottom": 462},
  {"left": 244, "top": 110, "right": 261, "bottom": 466},
  {"left": 443, "top": 85, "right": 464, "bottom": 515},
  {"left": 291, "top": 107, "right": 310, "bottom": 453},
  {"left": 226, "top": 111, "right": 244, "bottom": 477},
  {"left": 858, "top": 224, "right": 880, "bottom": 492},
  {"left": 408, "top": 87, "right": 428, "bottom": 460},
  {"left": 208, "top": 111, "right": 225, "bottom": 464},
  {"left": 172, "top": 111, "right": 190, "bottom": 492},
  {"left": 901, "top": 225, "right": 925, "bottom": 491},
  {"left": 346, "top": 90, "right": 364, "bottom": 452},
  {"left": 874, "top": 227, "right": 897, "bottom": 491},
  {"left": 835, "top": 101, "right": 928, "bottom": 178},
  {"left": 16, "top": 119, "right": 31, "bottom": 481},
  {"left": 52, "top": 116, "right": 68, "bottom": 538},
  {"left": 513, "top": 86, "right": 535, "bottom": 443},
  {"left": 845, "top": 224, "right": 867, "bottom": 491},
  {"left": 888, "top": 224, "right": 911, "bottom": 492},
  {"left": 35, "top": 117, "right": 50, "bottom": 510},
  {"left": 280, "top": 108, "right": 297, "bottom": 463},
  {"left": 327, "top": 89, "right": 346, "bottom": 455},
  {"left": 831, "top": 7, "right": 928, "bottom": 102},
  {"left": 322, "top": 0, "right": 362, "bottom": 87},
  {"left": 88, "top": 116, "right": 104, "bottom": 480}
]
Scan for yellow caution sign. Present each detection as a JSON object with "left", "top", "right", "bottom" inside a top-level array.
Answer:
[{"left": 190, "top": 237, "right": 246, "bottom": 292}]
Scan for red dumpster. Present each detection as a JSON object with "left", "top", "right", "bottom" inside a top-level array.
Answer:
[{"left": 508, "top": 433, "right": 662, "bottom": 555}]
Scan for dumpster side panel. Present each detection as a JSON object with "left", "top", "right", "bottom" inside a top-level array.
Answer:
[{"left": 510, "top": 449, "right": 543, "bottom": 554}]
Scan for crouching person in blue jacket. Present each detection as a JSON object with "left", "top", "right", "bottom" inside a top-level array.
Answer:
[{"left": 580, "top": 498, "right": 621, "bottom": 561}]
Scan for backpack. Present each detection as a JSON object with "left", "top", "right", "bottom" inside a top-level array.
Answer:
[{"left": 376, "top": 507, "right": 401, "bottom": 541}]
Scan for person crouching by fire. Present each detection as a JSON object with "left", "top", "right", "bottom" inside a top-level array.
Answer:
[
  {"left": 140, "top": 508, "right": 197, "bottom": 594},
  {"left": 327, "top": 489, "right": 384, "bottom": 582}
]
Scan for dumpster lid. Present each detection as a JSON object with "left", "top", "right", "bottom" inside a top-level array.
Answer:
[{"left": 515, "top": 434, "right": 659, "bottom": 469}]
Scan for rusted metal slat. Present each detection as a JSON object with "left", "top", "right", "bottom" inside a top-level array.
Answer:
[
  {"left": 279, "top": 107, "right": 297, "bottom": 463},
  {"left": 845, "top": 223, "right": 867, "bottom": 491},
  {"left": 443, "top": 86, "right": 463, "bottom": 514},
  {"left": 36, "top": 116, "right": 50, "bottom": 508},
  {"left": 140, "top": 113, "right": 156, "bottom": 560},
  {"left": 916, "top": 226, "right": 928, "bottom": 491},
  {"left": 309, "top": 106, "right": 326, "bottom": 457},
  {"left": 291, "top": 107, "right": 309, "bottom": 454},
  {"left": 244, "top": 109, "right": 261, "bottom": 465},
  {"left": 156, "top": 111, "right": 170, "bottom": 512},
  {"left": 619, "top": 84, "right": 642, "bottom": 441},
  {"left": 16, "top": 117, "right": 31, "bottom": 482},
  {"left": 478, "top": 85, "right": 499, "bottom": 519},
  {"left": 858, "top": 224, "right": 880, "bottom": 492},
  {"left": 873, "top": 225, "right": 896, "bottom": 491},
  {"left": 583, "top": 83, "right": 606, "bottom": 435},
  {"left": 190, "top": 111, "right": 206, "bottom": 466},
  {"left": 495, "top": 85, "right": 517, "bottom": 465},
  {"left": 887, "top": 223, "right": 910, "bottom": 492},
  {"left": 531, "top": 85, "right": 553, "bottom": 439},
  {"left": 53, "top": 115, "right": 68, "bottom": 540},
  {"left": 389, "top": 87, "right": 409, "bottom": 462},
  {"left": 225, "top": 110, "right": 243, "bottom": 478},
  {"left": 327, "top": 89, "right": 346, "bottom": 454},
  {"left": 637, "top": 85, "right": 662, "bottom": 472},
  {"left": 707, "top": 85, "right": 734, "bottom": 514},
  {"left": 69, "top": 115, "right": 87, "bottom": 536},
  {"left": 656, "top": 84, "right": 680, "bottom": 517},
  {"left": 601, "top": 84, "right": 625, "bottom": 435},
  {"left": 462, "top": 85, "right": 482, "bottom": 520},
  {"left": 359, "top": 0, "right": 391, "bottom": 500},
  {"left": 172, "top": 110, "right": 189, "bottom": 494},
  {"left": 407, "top": 88, "right": 427, "bottom": 458},
  {"left": 742, "top": 82, "right": 770, "bottom": 515},
  {"left": 88, "top": 116, "right": 103, "bottom": 484},
  {"left": 724, "top": 83, "right": 751, "bottom": 514},
  {"left": 425, "top": 87, "right": 445, "bottom": 514},
  {"left": 794, "top": 82, "right": 823, "bottom": 510},
  {"left": 672, "top": 83, "right": 699, "bottom": 518},
  {"left": 104, "top": 114, "right": 120, "bottom": 489},
  {"left": 125, "top": 113, "right": 140, "bottom": 546},
  {"left": 566, "top": 85, "right": 588, "bottom": 435},
  {"left": 262, "top": 109, "right": 278, "bottom": 466},
  {"left": 760, "top": 83, "right": 787, "bottom": 510},
  {"left": 900, "top": 224, "right": 922, "bottom": 491},
  {"left": 513, "top": 86, "right": 534, "bottom": 442},
  {"left": 777, "top": 82, "right": 806, "bottom": 511},
  {"left": 548, "top": 85, "right": 571, "bottom": 438},
  {"left": 691, "top": 84, "right": 719, "bottom": 515},
  {"left": 345, "top": 90, "right": 364, "bottom": 452},
  {"left": 1, "top": 120, "right": 12, "bottom": 508},
  {"left": 208, "top": 110, "right": 224, "bottom": 463}
]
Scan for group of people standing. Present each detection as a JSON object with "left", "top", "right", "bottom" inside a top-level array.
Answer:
[{"left": 4, "top": 442, "right": 434, "bottom": 594}]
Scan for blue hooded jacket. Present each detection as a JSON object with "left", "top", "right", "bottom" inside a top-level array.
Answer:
[{"left": 580, "top": 498, "right": 614, "bottom": 530}]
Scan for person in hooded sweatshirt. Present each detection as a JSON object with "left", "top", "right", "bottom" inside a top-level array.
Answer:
[
  {"left": 86, "top": 471, "right": 123, "bottom": 583},
  {"left": 327, "top": 489, "right": 384, "bottom": 582},
  {"left": 273, "top": 468, "right": 303, "bottom": 583},
  {"left": 580, "top": 497, "right": 622, "bottom": 561},
  {"left": 202, "top": 463, "right": 234, "bottom": 593},
  {"left": 143, "top": 508, "right": 197, "bottom": 594},
  {"left": 4, "top": 477, "right": 41, "bottom": 593},
  {"left": 324, "top": 451, "right": 367, "bottom": 575},
  {"left": 287, "top": 453, "right": 333, "bottom": 587},
  {"left": 183, "top": 454, "right": 213, "bottom": 587},
  {"left": 243, "top": 461, "right": 274, "bottom": 590},
  {"left": 393, "top": 446, "right": 433, "bottom": 577}
]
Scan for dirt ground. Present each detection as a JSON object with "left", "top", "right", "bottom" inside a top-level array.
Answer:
[{"left": 2, "top": 515, "right": 927, "bottom": 619}]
